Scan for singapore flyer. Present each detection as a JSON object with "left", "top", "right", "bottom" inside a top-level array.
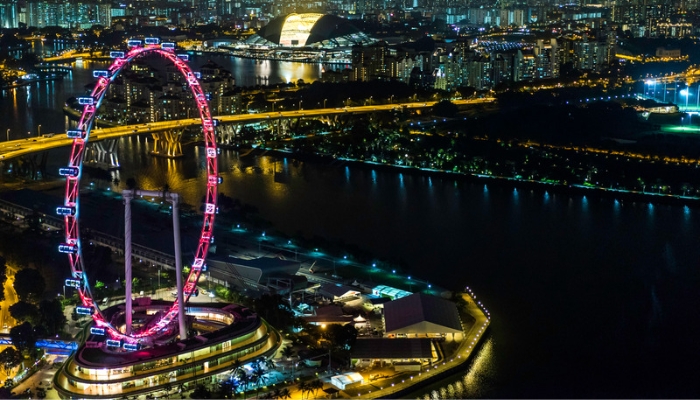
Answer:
[{"left": 59, "top": 39, "right": 219, "bottom": 348}]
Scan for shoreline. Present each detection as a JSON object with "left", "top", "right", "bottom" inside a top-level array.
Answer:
[
  {"left": 0, "top": 181, "right": 492, "bottom": 400},
  {"left": 388, "top": 329, "right": 492, "bottom": 399},
  {"left": 341, "top": 292, "right": 491, "bottom": 399},
  {"left": 245, "top": 146, "right": 700, "bottom": 208}
]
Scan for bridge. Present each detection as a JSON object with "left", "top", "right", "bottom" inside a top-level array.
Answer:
[
  {"left": 0, "top": 334, "right": 78, "bottom": 352},
  {"left": 0, "top": 99, "right": 492, "bottom": 166},
  {"left": 633, "top": 65, "right": 700, "bottom": 112},
  {"left": 34, "top": 63, "right": 73, "bottom": 74}
]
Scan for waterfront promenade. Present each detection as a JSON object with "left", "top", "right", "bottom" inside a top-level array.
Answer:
[{"left": 340, "top": 292, "right": 489, "bottom": 399}]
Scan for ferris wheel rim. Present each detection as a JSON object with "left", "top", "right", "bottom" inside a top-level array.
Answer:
[{"left": 61, "top": 44, "right": 219, "bottom": 346}]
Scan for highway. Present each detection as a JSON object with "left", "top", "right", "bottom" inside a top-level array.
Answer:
[{"left": 0, "top": 99, "right": 494, "bottom": 160}]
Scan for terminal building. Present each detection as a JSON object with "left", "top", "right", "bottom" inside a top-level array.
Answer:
[
  {"left": 207, "top": 255, "right": 304, "bottom": 292},
  {"left": 383, "top": 293, "right": 463, "bottom": 339},
  {"left": 53, "top": 302, "right": 281, "bottom": 399}
]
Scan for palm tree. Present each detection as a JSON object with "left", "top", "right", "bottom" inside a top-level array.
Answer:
[
  {"left": 281, "top": 346, "right": 295, "bottom": 360},
  {"left": 230, "top": 359, "right": 242, "bottom": 380},
  {"left": 251, "top": 359, "right": 271, "bottom": 397},
  {"left": 236, "top": 368, "right": 249, "bottom": 392},
  {"left": 297, "top": 381, "right": 308, "bottom": 400},
  {"left": 309, "top": 379, "right": 324, "bottom": 398},
  {"left": 262, "top": 357, "right": 276, "bottom": 373},
  {"left": 279, "top": 388, "right": 292, "bottom": 399},
  {"left": 216, "top": 379, "right": 239, "bottom": 399}
]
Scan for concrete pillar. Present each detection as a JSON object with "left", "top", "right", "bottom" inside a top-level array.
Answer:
[
  {"left": 123, "top": 190, "right": 133, "bottom": 335},
  {"left": 170, "top": 193, "right": 187, "bottom": 340},
  {"left": 121, "top": 189, "right": 186, "bottom": 339}
]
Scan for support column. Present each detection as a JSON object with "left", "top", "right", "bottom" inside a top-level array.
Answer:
[
  {"left": 170, "top": 193, "right": 187, "bottom": 340},
  {"left": 150, "top": 131, "right": 183, "bottom": 158},
  {"left": 122, "top": 188, "right": 186, "bottom": 339},
  {"left": 123, "top": 190, "right": 133, "bottom": 335}
]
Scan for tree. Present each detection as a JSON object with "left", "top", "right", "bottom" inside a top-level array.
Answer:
[
  {"left": 235, "top": 368, "right": 249, "bottom": 392},
  {"left": 281, "top": 346, "right": 295, "bottom": 360},
  {"left": 8, "top": 301, "right": 39, "bottom": 325},
  {"left": 9, "top": 321, "right": 36, "bottom": 356},
  {"left": 215, "top": 379, "right": 239, "bottom": 399},
  {"left": 126, "top": 177, "right": 137, "bottom": 190},
  {"left": 279, "top": 388, "right": 291, "bottom": 399},
  {"left": 251, "top": 361, "right": 266, "bottom": 397},
  {"left": 190, "top": 384, "right": 212, "bottom": 399},
  {"left": 321, "top": 324, "right": 358, "bottom": 351},
  {"left": 261, "top": 357, "right": 276, "bottom": 372},
  {"left": 308, "top": 379, "right": 324, "bottom": 398},
  {"left": 432, "top": 100, "right": 459, "bottom": 118},
  {"left": 251, "top": 294, "right": 296, "bottom": 328},
  {"left": 38, "top": 299, "right": 67, "bottom": 335},
  {"left": 297, "top": 381, "right": 309, "bottom": 400},
  {"left": 0, "top": 257, "right": 7, "bottom": 303},
  {"left": 0, "top": 347, "right": 21, "bottom": 377},
  {"left": 13, "top": 268, "right": 45, "bottom": 302},
  {"left": 229, "top": 358, "right": 242, "bottom": 379}
]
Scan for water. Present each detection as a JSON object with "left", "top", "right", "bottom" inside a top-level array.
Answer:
[
  {"left": 0, "top": 42, "right": 325, "bottom": 138},
  {"left": 3, "top": 44, "right": 700, "bottom": 397},
  {"left": 84, "top": 150, "right": 700, "bottom": 398}
]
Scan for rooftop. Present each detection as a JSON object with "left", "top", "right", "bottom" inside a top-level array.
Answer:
[{"left": 384, "top": 293, "right": 462, "bottom": 334}]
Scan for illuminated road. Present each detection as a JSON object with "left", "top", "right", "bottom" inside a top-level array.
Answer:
[
  {"left": 0, "top": 266, "right": 17, "bottom": 334},
  {"left": 0, "top": 266, "right": 17, "bottom": 384},
  {"left": 0, "top": 99, "right": 494, "bottom": 160}
]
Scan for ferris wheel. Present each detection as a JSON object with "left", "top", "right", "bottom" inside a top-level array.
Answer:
[{"left": 58, "top": 39, "right": 219, "bottom": 349}]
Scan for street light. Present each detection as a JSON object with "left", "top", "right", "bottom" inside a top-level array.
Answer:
[
  {"left": 681, "top": 88, "right": 690, "bottom": 111},
  {"left": 38, "top": 124, "right": 41, "bottom": 137},
  {"left": 369, "top": 96, "right": 373, "bottom": 106},
  {"left": 346, "top": 97, "right": 351, "bottom": 106},
  {"left": 5, "top": 129, "right": 9, "bottom": 142},
  {"left": 299, "top": 100, "right": 303, "bottom": 111},
  {"left": 390, "top": 94, "right": 394, "bottom": 104},
  {"left": 323, "top": 98, "right": 327, "bottom": 108}
]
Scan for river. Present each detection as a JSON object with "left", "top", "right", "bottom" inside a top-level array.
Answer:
[{"left": 2, "top": 44, "right": 700, "bottom": 398}]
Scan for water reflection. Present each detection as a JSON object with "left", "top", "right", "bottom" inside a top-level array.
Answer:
[
  {"left": 0, "top": 43, "right": 322, "bottom": 138},
  {"left": 414, "top": 337, "right": 494, "bottom": 399}
]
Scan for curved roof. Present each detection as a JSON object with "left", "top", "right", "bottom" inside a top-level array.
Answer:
[
  {"left": 252, "top": 13, "right": 373, "bottom": 48},
  {"left": 384, "top": 293, "right": 462, "bottom": 335}
]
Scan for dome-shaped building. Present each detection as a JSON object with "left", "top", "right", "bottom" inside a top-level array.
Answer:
[{"left": 247, "top": 13, "right": 374, "bottom": 48}]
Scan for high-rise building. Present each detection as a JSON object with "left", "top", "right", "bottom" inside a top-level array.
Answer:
[
  {"left": 26, "top": 0, "right": 111, "bottom": 28},
  {"left": 351, "top": 41, "right": 390, "bottom": 82},
  {"left": 0, "top": 0, "right": 18, "bottom": 28}
]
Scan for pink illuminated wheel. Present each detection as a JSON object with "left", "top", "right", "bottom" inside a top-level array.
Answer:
[{"left": 59, "top": 42, "right": 218, "bottom": 346}]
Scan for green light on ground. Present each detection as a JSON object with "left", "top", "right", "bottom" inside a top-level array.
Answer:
[{"left": 662, "top": 126, "right": 700, "bottom": 133}]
